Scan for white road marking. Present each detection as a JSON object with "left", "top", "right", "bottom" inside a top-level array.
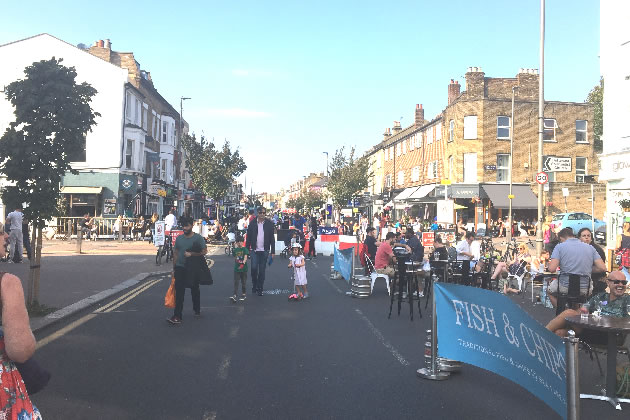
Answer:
[
  {"left": 229, "top": 325, "right": 239, "bottom": 339},
  {"left": 261, "top": 288, "right": 292, "bottom": 295},
  {"left": 202, "top": 410, "right": 217, "bottom": 420},
  {"left": 120, "top": 258, "right": 148, "bottom": 263},
  {"left": 217, "top": 355, "right": 231, "bottom": 379},
  {"left": 354, "top": 308, "right": 410, "bottom": 366}
]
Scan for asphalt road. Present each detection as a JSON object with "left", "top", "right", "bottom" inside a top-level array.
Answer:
[{"left": 30, "top": 254, "right": 627, "bottom": 419}]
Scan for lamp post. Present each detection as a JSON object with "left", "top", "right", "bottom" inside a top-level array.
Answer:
[
  {"left": 507, "top": 86, "right": 518, "bottom": 243},
  {"left": 322, "top": 152, "right": 329, "bottom": 177},
  {"left": 323, "top": 151, "right": 329, "bottom": 225},
  {"left": 536, "top": 0, "right": 545, "bottom": 257},
  {"left": 179, "top": 97, "right": 190, "bottom": 217}
]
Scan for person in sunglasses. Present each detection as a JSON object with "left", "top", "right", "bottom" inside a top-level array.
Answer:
[{"left": 546, "top": 270, "right": 630, "bottom": 339}]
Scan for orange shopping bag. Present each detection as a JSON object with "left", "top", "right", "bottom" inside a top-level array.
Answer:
[{"left": 164, "top": 275, "right": 176, "bottom": 308}]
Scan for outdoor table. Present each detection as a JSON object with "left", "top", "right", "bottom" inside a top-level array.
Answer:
[
  {"left": 565, "top": 315, "right": 630, "bottom": 410},
  {"left": 531, "top": 271, "right": 557, "bottom": 304},
  {"left": 389, "top": 247, "right": 415, "bottom": 319}
]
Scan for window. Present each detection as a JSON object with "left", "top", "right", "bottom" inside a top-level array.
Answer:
[
  {"left": 142, "top": 106, "right": 148, "bottom": 131},
  {"left": 449, "top": 120, "right": 454, "bottom": 142},
  {"left": 436, "top": 123, "right": 442, "bottom": 141},
  {"left": 497, "top": 154, "right": 510, "bottom": 182},
  {"left": 161, "top": 159, "right": 167, "bottom": 180},
  {"left": 134, "top": 98, "right": 140, "bottom": 126},
  {"left": 576, "top": 157, "right": 587, "bottom": 183},
  {"left": 576, "top": 120, "right": 587, "bottom": 143},
  {"left": 497, "top": 116, "right": 510, "bottom": 140},
  {"left": 409, "top": 136, "right": 414, "bottom": 151},
  {"left": 416, "top": 134, "right": 422, "bottom": 148},
  {"left": 125, "top": 140, "right": 133, "bottom": 169},
  {"left": 126, "top": 93, "right": 132, "bottom": 120},
  {"left": 427, "top": 161, "right": 438, "bottom": 179},
  {"left": 397, "top": 171, "right": 405, "bottom": 185},
  {"left": 396, "top": 143, "right": 401, "bottom": 156},
  {"left": 463, "top": 153, "right": 477, "bottom": 183},
  {"left": 162, "top": 121, "right": 168, "bottom": 143},
  {"left": 448, "top": 155, "right": 454, "bottom": 180},
  {"left": 412, "top": 166, "right": 420, "bottom": 182},
  {"left": 464, "top": 115, "right": 478, "bottom": 139},
  {"left": 386, "top": 174, "right": 392, "bottom": 188},
  {"left": 389, "top": 147, "right": 393, "bottom": 159},
  {"left": 427, "top": 126, "right": 434, "bottom": 144},
  {"left": 171, "top": 124, "right": 176, "bottom": 145},
  {"left": 402, "top": 141, "right": 406, "bottom": 154},
  {"left": 544, "top": 119, "right": 557, "bottom": 142}
]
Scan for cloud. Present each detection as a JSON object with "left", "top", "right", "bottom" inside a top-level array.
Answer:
[{"left": 203, "top": 108, "right": 272, "bottom": 118}]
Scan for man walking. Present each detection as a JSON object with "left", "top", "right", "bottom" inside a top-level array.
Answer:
[
  {"left": 246, "top": 206, "right": 275, "bottom": 296},
  {"left": 6, "top": 206, "right": 23, "bottom": 263},
  {"left": 168, "top": 216, "right": 207, "bottom": 324}
]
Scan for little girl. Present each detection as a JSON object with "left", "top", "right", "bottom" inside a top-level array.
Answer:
[{"left": 288, "top": 243, "right": 308, "bottom": 299}]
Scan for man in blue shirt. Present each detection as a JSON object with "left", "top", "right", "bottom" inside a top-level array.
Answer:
[{"left": 293, "top": 213, "right": 306, "bottom": 232}]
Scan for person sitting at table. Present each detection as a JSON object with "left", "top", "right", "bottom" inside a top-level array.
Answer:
[
  {"left": 363, "top": 227, "right": 381, "bottom": 265},
  {"left": 374, "top": 232, "right": 411, "bottom": 278},
  {"left": 547, "top": 228, "right": 607, "bottom": 308},
  {"left": 132, "top": 216, "right": 146, "bottom": 241},
  {"left": 490, "top": 243, "right": 531, "bottom": 294},
  {"left": 405, "top": 227, "right": 423, "bottom": 262},
  {"left": 546, "top": 271, "right": 630, "bottom": 342}
]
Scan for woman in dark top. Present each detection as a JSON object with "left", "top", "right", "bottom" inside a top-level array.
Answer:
[{"left": 578, "top": 227, "right": 607, "bottom": 293}]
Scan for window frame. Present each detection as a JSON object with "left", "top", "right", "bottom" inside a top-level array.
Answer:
[
  {"left": 125, "top": 139, "right": 133, "bottom": 169},
  {"left": 496, "top": 153, "right": 510, "bottom": 183},
  {"left": 386, "top": 174, "right": 392, "bottom": 188},
  {"left": 397, "top": 170, "right": 405, "bottom": 186},
  {"left": 412, "top": 166, "right": 420, "bottom": 182},
  {"left": 162, "top": 121, "right": 168, "bottom": 143},
  {"left": 449, "top": 120, "right": 454, "bottom": 142},
  {"left": 575, "top": 156, "right": 587, "bottom": 183},
  {"left": 575, "top": 120, "right": 588, "bottom": 143},
  {"left": 497, "top": 116, "right": 510, "bottom": 140},
  {"left": 543, "top": 118, "right": 557, "bottom": 142}
]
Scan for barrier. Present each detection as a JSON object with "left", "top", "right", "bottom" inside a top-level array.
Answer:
[
  {"left": 333, "top": 246, "right": 354, "bottom": 283},
  {"left": 433, "top": 282, "right": 568, "bottom": 419}
]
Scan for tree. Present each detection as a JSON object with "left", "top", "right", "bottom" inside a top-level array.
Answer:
[
  {"left": 303, "top": 188, "right": 325, "bottom": 211},
  {"left": 586, "top": 77, "right": 603, "bottom": 152},
  {"left": 181, "top": 134, "right": 247, "bottom": 220},
  {"left": 0, "top": 57, "right": 99, "bottom": 305},
  {"left": 326, "top": 147, "right": 372, "bottom": 221}
]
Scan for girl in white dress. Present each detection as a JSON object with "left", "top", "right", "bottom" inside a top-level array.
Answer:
[{"left": 288, "top": 244, "right": 308, "bottom": 299}]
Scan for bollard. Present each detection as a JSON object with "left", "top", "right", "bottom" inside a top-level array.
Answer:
[
  {"left": 417, "top": 278, "right": 450, "bottom": 381},
  {"left": 565, "top": 330, "right": 580, "bottom": 420},
  {"left": 76, "top": 227, "right": 82, "bottom": 254}
]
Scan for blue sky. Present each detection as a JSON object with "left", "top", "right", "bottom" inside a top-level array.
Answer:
[{"left": 0, "top": 0, "right": 601, "bottom": 194}]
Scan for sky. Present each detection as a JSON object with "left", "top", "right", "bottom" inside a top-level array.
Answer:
[{"left": 0, "top": 0, "right": 601, "bottom": 194}]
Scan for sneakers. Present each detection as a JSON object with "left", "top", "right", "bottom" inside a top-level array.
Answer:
[
  {"left": 303, "top": 293, "right": 309, "bottom": 299},
  {"left": 230, "top": 295, "right": 237, "bottom": 303},
  {"left": 257, "top": 291, "right": 263, "bottom": 296},
  {"left": 194, "top": 312, "right": 201, "bottom": 317},
  {"left": 167, "top": 316, "right": 182, "bottom": 325},
  {"left": 239, "top": 294, "right": 246, "bottom": 301},
  {"left": 418, "top": 291, "right": 425, "bottom": 297}
]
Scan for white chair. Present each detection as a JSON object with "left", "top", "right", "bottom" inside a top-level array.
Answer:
[{"left": 365, "top": 254, "right": 390, "bottom": 295}]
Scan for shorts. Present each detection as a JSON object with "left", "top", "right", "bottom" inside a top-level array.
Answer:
[{"left": 548, "top": 275, "right": 593, "bottom": 296}]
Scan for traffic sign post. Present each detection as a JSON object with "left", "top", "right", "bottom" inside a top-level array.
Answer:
[{"left": 536, "top": 172, "right": 548, "bottom": 185}]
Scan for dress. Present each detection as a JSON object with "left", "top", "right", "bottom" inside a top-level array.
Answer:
[
  {"left": 290, "top": 255, "right": 307, "bottom": 285},
  {"left": 0, "top": 331, "right": 42, "bottom": 420}
]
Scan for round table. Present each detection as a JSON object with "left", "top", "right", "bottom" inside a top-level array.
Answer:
[{"left": 565, "top": 315, "right": 630, "bottom": 410}]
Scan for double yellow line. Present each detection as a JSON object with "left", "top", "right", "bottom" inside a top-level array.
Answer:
[{"left": 36, "top": 276, "right": 165, "bottom": 349}]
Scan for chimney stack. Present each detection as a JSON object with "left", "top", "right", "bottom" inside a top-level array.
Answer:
[
  {"left": 383, "top": 127, "right": 392, "bottom": 142},
  {"left": 465, "top": 66, "right": 485, "bottom": 99},
  {"left": 415, "top": 104, "right": 425, "bottom": 127},
  {"left": 448, "top": 79, "right": 461, "bottom": 105},
  {"left": 392, "top": 121, "right": 402, "bottom": 134}
]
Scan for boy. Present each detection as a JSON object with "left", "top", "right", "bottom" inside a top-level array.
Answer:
[{"left": 231, "top": 236, "right": 249, "bottom": 302}]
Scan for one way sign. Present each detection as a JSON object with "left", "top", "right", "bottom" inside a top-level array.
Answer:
[{"left": 542, "top": 156, "right": 572, "bottom": 172}]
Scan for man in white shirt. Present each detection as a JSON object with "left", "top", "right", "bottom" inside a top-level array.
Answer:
[
  {"left": 456, "top": 231, "right": 475, "bottom": 285},
  {"left": 6, "top": 206, "right": 23, "bottom": 263},
  {"left": 165, "top": 209, "right": 177, "bottom": 232}
]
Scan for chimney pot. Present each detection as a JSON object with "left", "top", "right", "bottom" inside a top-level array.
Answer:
[
  {"left": 104, "top": 39, "right": 111, "bottom": 49},
  {"left": 98, "top": 40, "right": 104, "bottom": 48}
]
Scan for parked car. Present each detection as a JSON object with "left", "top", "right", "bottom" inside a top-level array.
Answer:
[
  {"left": 594, "top": 225, "right": 606, "bottom": 245},
  {"left": 551, "top": 212, "right": 606, "bottom": 236}
]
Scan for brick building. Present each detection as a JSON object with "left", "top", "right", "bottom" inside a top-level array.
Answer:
[{"left": 367, "top": 66, "right": 603, "bottom": 227}]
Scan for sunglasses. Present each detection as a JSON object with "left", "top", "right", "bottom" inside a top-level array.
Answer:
[{"left": 607, "top": 279, "right": 628, "bottom": 286}]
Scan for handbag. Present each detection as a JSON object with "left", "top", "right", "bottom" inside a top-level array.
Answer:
[
  {"left": 199, "top": 258, "right": 213, "bottom": 285},
  {"left": 164, "top": 275, "right": 176, "bottom": 308},
  {"left": 189, "top": 241, "right": 213, "bottom": 285},
  {"left": 15, "top": 358, "right": 51, "bottom": 395}
]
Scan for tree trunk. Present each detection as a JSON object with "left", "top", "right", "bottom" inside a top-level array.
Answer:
[
  {"left": 34, "top": 226, "right": 43, "bottom": 304},
  {"left": 27, "top": 225, "right": 43, "bottom": 305}
]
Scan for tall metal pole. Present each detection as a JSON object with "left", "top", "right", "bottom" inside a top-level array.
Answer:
[
  {"left": 179, "top": 97, "right": 190, "bottom": 217},
  {"left": 536, "top": 0, "right": 545, "bottom": 257},
  {"left": 508, "top": 86, "right": 518, "bottom": 243},
  {"left": 565, "top": 330, "right": 580, "bottom": 420}
]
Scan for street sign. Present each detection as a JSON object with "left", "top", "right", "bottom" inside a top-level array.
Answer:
[
  {"left": 542, "top": 156, "right": 572, "bottom": 172},
  {"left": 536, "top": 171, "right": 548, "bottom": 185},
  {"left": 562, "top": 187, "right": 569, "bottom": 197},
  {"left": 154, "top": 221, "right": 165, "bottom": 246},
  {"left": 441, "top": 179, "right": 452, "bottom": 185}
]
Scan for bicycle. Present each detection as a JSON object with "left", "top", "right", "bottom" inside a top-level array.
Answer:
[
  {"left": 156, "top": 235, "right": 173, "bottom": 265},
  {"left": 224, "top": 240, "right": 235, "bottom": 255}
]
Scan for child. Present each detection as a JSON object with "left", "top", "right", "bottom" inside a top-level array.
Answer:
[
  {"left": 288, "top": 243, "right": 308, "bottom": 299},
  {"left": 231, "top": 236, "right": 249, "bottom": 302}
]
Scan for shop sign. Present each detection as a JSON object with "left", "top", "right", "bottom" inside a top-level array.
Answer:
[
  {"left": 542, "top": 156, "right": 571, "bottom": 172},
  {"left": 437, "top": 199, "right": 454, "bottom": 224},
  {"left": 450, "top": 185, "right": 480, "bottom": 198},
  {"left": 483, "top": 165, "right": 497, "bottom": 171},
  {"left": 157, "top": 189, "right": 167, "bottom": 197},
  {"left": 103, "top": 199, "right": 116, "bottom": 215},
  {"left": 119, "top": 175, "right": 135, "bottom": 191},
  {"left": 599, "top": 152, "right": 630, "bottom": 181},
  {"left": 422, "top": 231, "right": 434, "bottom": 247}
]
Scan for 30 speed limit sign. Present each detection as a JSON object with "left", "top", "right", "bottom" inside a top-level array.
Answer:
[{"left": 536, "top": 171, "right": 548, "bottom": 185}]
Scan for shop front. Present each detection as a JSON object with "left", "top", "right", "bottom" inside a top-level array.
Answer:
[
  {"left": 60, "top": 186, "right": 103, "bottom": 217},
  {"left": 481, "top": 183, "right": 538, "bottom": 231},
  {"left": 599, "top": 152, "right": 630, "bottom": 255}
]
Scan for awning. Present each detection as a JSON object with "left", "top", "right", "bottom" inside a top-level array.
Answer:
[
  {"left": 481, "top": 184, "right": 538, "bottom": 209},
  {"left": 60, "top": 186, "right": 103, "bottom": 195},
  {"left": 393, "top": 187, "right": 418, "bottom": 201},
  {"left": 408, "top": 184, "right": 436, "bottom": 200},
  {"left": 384, "top": 201, "right": 394, "bottom": 208}
]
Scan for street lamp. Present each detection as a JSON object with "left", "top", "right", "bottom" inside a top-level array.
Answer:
[
  {"left": 179, "top": 97, "right": 190, "bottom": 217},
  {"left": 536, "top": 0, "right": 546, "bottom": 257},
  {"left": 322, "top": 152, "right": 329, "bottom": 177},
  {"left": 507, "top": 86, "right": 518, "bottom": 243}
]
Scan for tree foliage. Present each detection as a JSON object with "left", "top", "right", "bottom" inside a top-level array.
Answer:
[
  {"left": 586, "top": 77, "right": 603, "bottom": 152},
  {"left": 0, "top": 57, "right": 99, "bottom": 227},
  {"left": 181, "top": 134, "right": 247, "bottom": 206},
  {"left": 326, "top": 147, "right": 372, "bottom": 210}
]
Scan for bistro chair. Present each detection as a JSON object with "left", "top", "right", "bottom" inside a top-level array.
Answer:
[
  {"left": 364, "top": 254, "right": 390, "bottom": 296},
  {"left": 555, "top": 274, "right": 591, "bottom": 316}
]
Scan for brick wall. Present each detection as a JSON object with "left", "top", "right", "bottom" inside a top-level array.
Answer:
[{"left": 542, "top": 182, "right": 606, "bottom": 219}]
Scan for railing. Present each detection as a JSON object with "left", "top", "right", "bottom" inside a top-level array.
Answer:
[{"left": 44, "top": 217, "right": 142, "bottom": 240}]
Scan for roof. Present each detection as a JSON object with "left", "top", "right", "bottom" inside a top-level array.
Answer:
[{"left": 481, "top": 184, "right": 538, "bottom": 209}]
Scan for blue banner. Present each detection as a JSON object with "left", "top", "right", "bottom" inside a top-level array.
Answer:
[
  {"left": 319, "top": 226, "right": 338, "bottom": 235},
  {"left": 333, "top": 246, "right": 354, "bottom": 283},
  {"left": 434, "top": 283, "right": 567, "bottom": 419}
]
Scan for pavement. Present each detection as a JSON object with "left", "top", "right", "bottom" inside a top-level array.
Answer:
[{"left": 28, "top": 252, "right": 629, "bottom": 419}]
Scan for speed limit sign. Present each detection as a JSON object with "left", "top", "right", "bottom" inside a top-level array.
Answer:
[{"left": 536, "top": 171, "right": 548, "bottom": 185}]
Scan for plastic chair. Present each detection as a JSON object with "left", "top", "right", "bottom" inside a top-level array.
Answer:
[{"left": 365, "top": 254, "right": 390, "bottom": 295}]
